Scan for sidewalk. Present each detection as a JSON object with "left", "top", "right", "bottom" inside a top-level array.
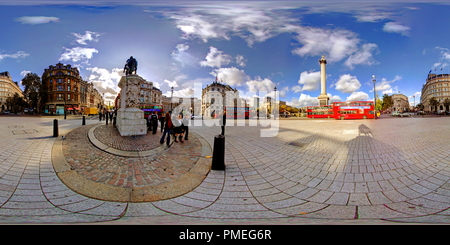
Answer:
[{"left": 1, "top": 115, "right": 450, "bottom": 224}]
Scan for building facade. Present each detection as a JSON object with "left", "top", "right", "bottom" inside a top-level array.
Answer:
[
  {"left": 391, "top": 94, "right": 410, "bottom": 112},
  {"left": 139, "top": 80, "right": 162, "bottom": 104},
  {"left": 42, "top": 63, "right": 104, "bottom": 115},
  {"left": 421, "top": 73, "right": 450, "bottom": 112},
  {"left": 0, "top": 71, "right": 23, "bottom": 112},
  {"left": 201, "top": 79, "right": 240, "bottom": 118}
]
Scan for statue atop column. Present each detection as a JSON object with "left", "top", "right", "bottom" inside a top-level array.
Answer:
[{"left": 123, "top": 56, "right": 138, "bottom": 75}]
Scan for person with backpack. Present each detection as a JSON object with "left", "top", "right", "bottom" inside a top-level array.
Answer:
[
  {"left": 150, "top": 111, "right": 158, "bottom": 135},
  {"left": 160, "top": 111, "right": 174, "bottom": 146},
  {"left": 158, "top": 111, "right": 165, "bottom": 133},
  {"left": 173, "top": 113, "right": 185, "bottom": 143}
]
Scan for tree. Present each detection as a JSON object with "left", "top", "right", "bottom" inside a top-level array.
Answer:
[
  {"left": 429, "top": 97, "right": 439, "bottom": 112},
  {"left": 21, "top": 73, "right": 45, "bottom": 113},
  {"left": 381, "top": 94, "right": 393, "bottom": 111},
  {"left": 443, "top": 98, "right": 450, "bottom": 112},
  {"left": 5, "top": 93, "right": 26, "bottom": 114}
]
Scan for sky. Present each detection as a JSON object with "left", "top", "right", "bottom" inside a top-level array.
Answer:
[{"left": 2, "top": 0, "right": 450, "bottom": 107}]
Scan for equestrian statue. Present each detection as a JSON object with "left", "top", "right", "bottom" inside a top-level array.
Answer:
[{"left": 123, "top": 56, "right": 138, "bottom": 75}]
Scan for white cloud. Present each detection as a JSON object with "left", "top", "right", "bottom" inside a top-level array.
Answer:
[
  {"left": 86, "top": 67, "right": 123, "bottom": 101},
  {"left": 72, "top": 31, "right": 101, "bottom": 45},
  {"left": 246, "top": 76, "right": 276, "bottom": 94},
  {"left": 383, "top": 22, "right": 411, "bottom": 36},
  {"left": 164, "top": 4, "right": 378, "bottom": 69},
  {"left": 200, "top": 46, "right": 232, "bottom": 68},
  {"left": 344, "top": 43, "right": 379, "bottom": 69},
  {"left": 292, "top": 71, "right": 320, "bottom": 93},
  {"left": 169, "top": 5, "right": 296, "bottom": 46},
  {"left": 333, "top": 74, "right": 361, "bottom": 93},
  {"left": 291, "top": 26, "right": 378, "bottom": 69},
  {"left": 15, "top": 16, "right": 59, "bottom": 25},
  {"left": 291, "top": 26, "right": 358, "bottom": 63},
  {"left": 59, "top": 47, "right": 98, "bottom": 63},
  {"left": 212, "top": 67, "right": 248, "bottom": 87},
  {"left": 20, "top": 70, "right": 32, "bottom": 77},
  {"left": 235, "top": 55, "right": 247, "bottom": 67},
  {"left": 164, "top": 79, "right": 179, "bottom": 89},
  {"left": 346, "top": 91, "right": 369, "bottom": 101},
  {"left": 0, "top": 51, "right": 29, "bottom": 61},
  {"left": 328, "top": 93, "right": 342, "bottom": 103},
  {"left": 288, "top": 94, "right": 319, "bottom": 107},
  {"left": 171, "top": 43, "right": 198, "bottom": 67},
  {"left": 373, "top": 75, "right": 402, "bottom": 94}
]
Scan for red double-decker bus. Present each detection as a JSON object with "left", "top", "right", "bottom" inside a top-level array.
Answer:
[
  {"left": 306, "top": 105, "right": 334, "bottom": 118},
  {"left": 225, "top": 107, "right": 250, "bottom": 119},
  {"left": 139, "top": 104, "right": 164, "bottom": 119},
  {"left": 333, "top": 101, "right": 374, "bottom": 120}
]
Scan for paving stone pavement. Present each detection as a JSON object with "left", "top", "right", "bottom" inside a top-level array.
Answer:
[{"left": 1, "top": 114, "right": 450, "bottom": 224}]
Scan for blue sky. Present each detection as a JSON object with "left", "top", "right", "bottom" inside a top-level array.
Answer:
[{"left": 2, "top": 1, "right": 450, "bottom": 107}]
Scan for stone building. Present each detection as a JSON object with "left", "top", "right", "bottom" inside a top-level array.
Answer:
[
  {"left": 391, "top": 94, "right": 410, "bottom": 112},
  {"left": 421, "top": 73, "right": 450, "bottom": 112},
  {"left": 0, "top": 71, "right": 23, "bottom": 113},
  {"left": 201, "top": 78, "right": 240, "bottom": 118}
]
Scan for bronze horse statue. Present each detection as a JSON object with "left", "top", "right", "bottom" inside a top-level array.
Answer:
[{"left": 124, "top": 56, "right": 137, "bottom": 75}]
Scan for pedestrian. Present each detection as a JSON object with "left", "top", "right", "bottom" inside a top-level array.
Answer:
[
  {"left": 158, "top": 112, "right": 165, "bottom": 133},
  {"left": 147, "top": 113, "right": 152, "bottom": 132},
  {"left": 220, "top": 110, "right": 226, "bottom": 135},
  {"left": 160, "top": 111, "right": 174, "bottom": 146},
  {"left": 150, "top": 111, "right": 158, "bottom": 135},
  {"left": 99, "top": 111, "right": 102, "bottom": 121},
  {"left": 173, "top": 114, "right": 185, "bottom": 143},
  {"left": 182, "top": 113, "right": 189, "bottom": 140}
]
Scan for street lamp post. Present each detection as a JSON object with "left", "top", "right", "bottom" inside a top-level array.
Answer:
[{"left": 372, "top": 75, "right": 376, "bottom": 119}]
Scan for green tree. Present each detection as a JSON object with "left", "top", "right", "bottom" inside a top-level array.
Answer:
[
  {"left": 5, "top": 93, "right": 26, "bottom": 114},
  {"left": 429, "top": 97, "right": 439, "bottom": 112},
  {"left": 21, "top": 72, "right": 45, "bottom": 113},
  {"left": 381, "top": 94, "right": 393, "bottom": 111},
  {"left": 443, "top": 98, "right": 450, "bottom": 112}
]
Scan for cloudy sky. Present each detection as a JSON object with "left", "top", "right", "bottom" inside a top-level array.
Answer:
[{"left": 2, "top": 0, "right": 450, "bottom": 106}]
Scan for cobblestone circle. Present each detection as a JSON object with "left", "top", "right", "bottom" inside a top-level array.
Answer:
[
  {"left": 94, "top": 124, "right": 161, "bottom": 151},
  {"left": 62, "top": 124, "right": 202, "bottom": 188}
]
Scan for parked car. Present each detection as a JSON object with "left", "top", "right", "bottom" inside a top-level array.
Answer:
[
  {"left": 399, "top": 112, "right": 413, "bottom": 117},
  {"left": 191, "top": 114, "right": 203, "bottom": 120},
  {"left": 416, "top": 111, "right": 426, "bottom": 115},
  {"left": 391, "top": 111, "right": 400, "bottom": 116}
]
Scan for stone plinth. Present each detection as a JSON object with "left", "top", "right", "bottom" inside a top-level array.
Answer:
[
  {"left": 116, "top": 108, "right": 147, "bottom": 136},
  {"left": 116, "top": 75, "right": 147, "bottom": 136}
]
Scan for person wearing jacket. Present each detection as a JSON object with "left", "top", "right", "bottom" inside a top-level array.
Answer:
[{"left": 159, "top": 111, "right": 173, "bottom": 146}]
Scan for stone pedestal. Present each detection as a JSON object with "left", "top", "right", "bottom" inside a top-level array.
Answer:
[
  {"left": 116, "top": 74, "right": 147, "bottom": 136},
  {"left": 116, "top": 108, "right": 147, "bottom": 136}
]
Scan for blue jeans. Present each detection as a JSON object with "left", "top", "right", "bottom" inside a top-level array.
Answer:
[{"left": 160, "top": 129, "right": 172, "bottom": 145}]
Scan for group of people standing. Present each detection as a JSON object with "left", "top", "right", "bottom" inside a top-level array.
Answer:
[{"left": 147, "top": 111, "right": 189, "bottom": 147}]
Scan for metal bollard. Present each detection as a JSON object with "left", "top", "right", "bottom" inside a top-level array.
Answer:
[
  {"left": 212, "top": 134, "right": 225, "bottom": 170},
  {"left": 82, "top": 115, "right": 86, "bottom": 125},
  {"left": 53, "top": 119, "right": 58, "bottom": 137}
]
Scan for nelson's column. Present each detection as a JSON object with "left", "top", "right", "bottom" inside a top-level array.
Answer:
[{"left": 317, "top": 55, "right": 330, "bottom": 106}]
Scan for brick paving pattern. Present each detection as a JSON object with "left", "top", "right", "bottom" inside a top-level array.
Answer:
[
  {"left": 4, "top": 115, "right": 450, "bottom": 224},
  {"left": 62, "top": 124, "right": 201, "bottom": 188}
]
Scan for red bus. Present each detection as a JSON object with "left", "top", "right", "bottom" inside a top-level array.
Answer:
[
  {"left": 225, "top": 107, "right": 249, "bottom": 119},
  {"left": 333, "top": 101, "right": 374, "bottom": 120},
  {"left": 306, "top": 105, "right": 334, "bottom": 118},
  {"left": 139, "top": 104, "right": 164, "bottom": 119}
]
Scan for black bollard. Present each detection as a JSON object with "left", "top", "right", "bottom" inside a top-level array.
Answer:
[
  {"left": 212, "top": 134, "right": 225, "bottom": 170},
  {"left": 53, "top": 119, "right": 58, "bottom": 137},
  {"left": 82, "top": 115, "right": 86, "bottom": 125}
]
